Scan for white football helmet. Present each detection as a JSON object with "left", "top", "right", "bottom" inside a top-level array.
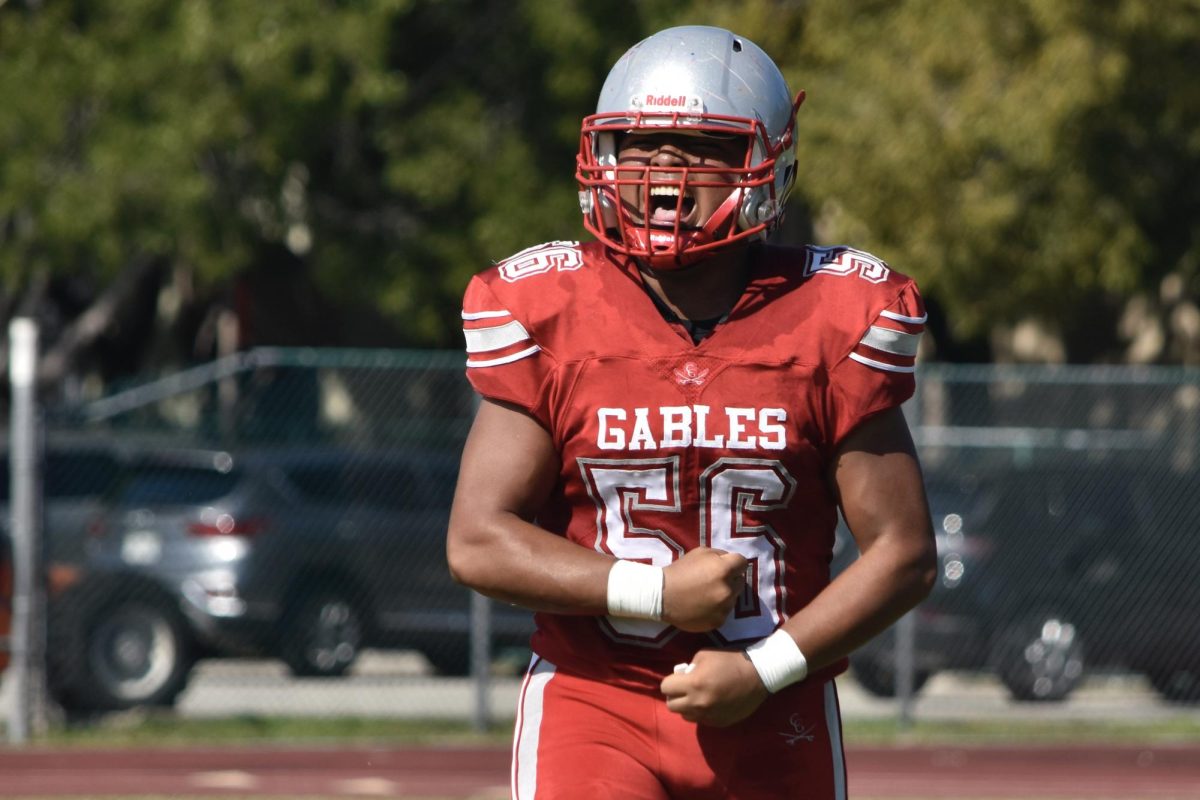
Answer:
[{"left": 577, "top": 25, "right": 804, "bottom": 269}]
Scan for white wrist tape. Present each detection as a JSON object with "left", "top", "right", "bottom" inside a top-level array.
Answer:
[
  {"left": 745, "top": 630, "right": 809, "bottom": 693},
  {"left": 606, "top": 560, "right": 664, "bottom": 621}
]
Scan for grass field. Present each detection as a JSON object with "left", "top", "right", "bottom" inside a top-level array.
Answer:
[{"left": 28, "top": 710, "right": 1200, "bottom": 748}]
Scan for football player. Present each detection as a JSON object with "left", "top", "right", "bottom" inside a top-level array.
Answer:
[{"left": 448, "top": 25, "right": 937, "bottom": 800}]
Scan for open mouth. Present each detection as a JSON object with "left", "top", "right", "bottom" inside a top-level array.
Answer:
[{"left": 647, "top": 185, "right": 696, "bottom": 228}]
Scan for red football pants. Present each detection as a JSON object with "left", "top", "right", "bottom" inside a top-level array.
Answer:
[{"left": 510, "top": 655, "right": 847, "bottom": 799}]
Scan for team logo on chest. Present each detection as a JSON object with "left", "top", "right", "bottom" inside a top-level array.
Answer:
[
  {"left": 656, "top": 356, "right": 725, "bottom": 400},
  {"left": 673, "top": 361, "right": 709, "bottom": 386}
]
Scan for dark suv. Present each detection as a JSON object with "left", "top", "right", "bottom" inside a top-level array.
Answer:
[
  {"left": 965, "top": 462, "right": 1199, "bottom": 703},
  {"left": 51, "top": 446, "right": 533, "bottom": 711},
  {"left": 840, "top": 458, "right": 1200, "bottom": 704}
]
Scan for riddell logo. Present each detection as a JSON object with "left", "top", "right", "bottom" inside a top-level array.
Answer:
[{"left": 645, "top": 94, "right": 687, "bottom": 108}]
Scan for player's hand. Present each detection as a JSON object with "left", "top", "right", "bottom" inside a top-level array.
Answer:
[
  {"left": 659, "top": 649, "right": 769, "bottom": 727},
  {"left": 661, "top": 548, "right": 748, "bottom": 632}
]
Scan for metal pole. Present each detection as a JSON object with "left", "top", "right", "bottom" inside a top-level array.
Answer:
[
  {"left": 895, "top": 388, "right": 922, "bottom": 728},
  {"left": 463, "top": 389, "right": 493, "bottom": 732},
  {"left": 895, "top": 610, "right": 916, "bottom": 729},
  {"left": 7, "top": 318, "right": 46, "bottom": 743},
  {"left": 469, "top": 590, "right": 493, "bottom": 732},
  {"left": 216, "top": 309, "right": 240, "bottom": 442}
]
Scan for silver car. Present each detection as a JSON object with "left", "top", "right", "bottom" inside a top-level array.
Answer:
[{"left": 52, "top": 445, "right": 533, "bottom": 711}]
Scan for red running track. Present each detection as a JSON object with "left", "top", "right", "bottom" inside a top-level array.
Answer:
[
  {"left": 846, "top": 744, "right": 1200, "bottom": 798},
  {"left": 0, "top": 744, "right": 1196, "bottom": 797}
]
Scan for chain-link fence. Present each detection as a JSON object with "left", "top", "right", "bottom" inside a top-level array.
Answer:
[
  {"left": 4, "top": 350, "right": 1199, "bottom": 732},
  {"left": 843, "top": 365, "right": 1200, "bottom": 711}
]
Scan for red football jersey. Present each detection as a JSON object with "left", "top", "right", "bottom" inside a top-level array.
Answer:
[{"left": 461, "top": 240, "right": 925, "bottom": 693}]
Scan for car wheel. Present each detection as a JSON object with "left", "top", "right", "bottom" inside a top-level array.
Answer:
[
  {"left": 1148, "top": 669, "right": 1200, "bottom": 704},
  {"left": 850, "top": 657, "right": 932, "bottom": 698},
  {"left": 59, "top": 595, "right": 193, "bottom": 712},
  {"left": 281, "top": 590, "right": 363, "bottom": 678},
  {"left": 990, "top": 613, "right": 1085, "bottom": 702}
]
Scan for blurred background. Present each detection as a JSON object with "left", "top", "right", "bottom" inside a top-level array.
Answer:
[{"left": 1, "top": 0, "right": 1198, "bottom": 748}]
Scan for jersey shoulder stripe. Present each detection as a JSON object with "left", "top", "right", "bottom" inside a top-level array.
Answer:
[
  {"left": 461, "top": 306, "right": 541, "bottom": 368},
  {"left": 879, "top": 308, "right": 928, "bottom": 325},
  {"left": 849, "top": 300, "right": 925, "bottom": 373}
]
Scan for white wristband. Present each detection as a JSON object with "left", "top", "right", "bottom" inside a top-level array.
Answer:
[
  {"left": 606, "top": 560, "right": 664, "bottom": 621},
  {"left": 745, "top": 630, "right": 809, "bottom": 693}
]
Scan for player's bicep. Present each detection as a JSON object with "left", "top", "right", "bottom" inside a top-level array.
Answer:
[
  {"left": 451, "top": 398, "right": 559, "bottom": 527},
  {"left": 829, "top": 406, "right": 933, "bottom": 558}
]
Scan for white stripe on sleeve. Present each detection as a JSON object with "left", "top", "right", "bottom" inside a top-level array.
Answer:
[
  {"left": 466, "top": 345, "right": 541, "bottom": 368},
  {"left": 848, "top": 352, "right": 917, "bottom": 373},
  {"left": 860, "top": 325, "right": 922, "bottom": 357},
  {"left": 879, "top": 309, "right": 928, "bottom": 325},
  {"left": 462, "top": 309, "right": 512, "bottom": 320},
  {"left": 464, "top": 320, "right": 531, "bottom": 354}
]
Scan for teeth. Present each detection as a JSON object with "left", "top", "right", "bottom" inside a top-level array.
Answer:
[{"left": 649, "top": 186, "right": 681, "bottom": 197}]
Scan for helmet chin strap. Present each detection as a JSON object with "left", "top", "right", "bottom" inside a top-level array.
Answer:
[
  {"left": 699, "top": 189, "right": 743, "bottom": 241},
  {"left": 647, "top": 188, "right": 744, "bottom": 270}
]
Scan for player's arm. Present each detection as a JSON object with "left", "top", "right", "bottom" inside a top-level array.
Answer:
[
  {"left": 662, "top": 406, "right": 936, "bottom": 724},
  {"left": 447, "top": 398, "right": 747, "bottom": 627},
  {"left": 782, "top": 404, "right": 938, "bottom": 665}
]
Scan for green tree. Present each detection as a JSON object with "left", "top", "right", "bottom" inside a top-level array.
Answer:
[
  {"left": 693, "top": 0, "right": 1200, "bottom": 362},
  {"left": 0, "top": 0, "right": 656, "bottom": 390},
  {"left": 2, "top": 0, "right": 1198, "bottom": 393}
]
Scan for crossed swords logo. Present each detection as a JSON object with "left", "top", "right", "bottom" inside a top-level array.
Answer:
[{"left": 673, "top": 361, "right": 709, "bottom": 386}]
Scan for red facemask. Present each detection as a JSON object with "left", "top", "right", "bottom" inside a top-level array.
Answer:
[{"left": 576, "top": 95, "right": 802, "bottom": 270}]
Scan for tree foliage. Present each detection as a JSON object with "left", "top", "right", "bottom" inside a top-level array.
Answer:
[
  {"left": 1, "top": 0, "right": 1198, "bottom": 385},
  {"left": 801, "top": 0, "right": 1200, "bottom": 361}
]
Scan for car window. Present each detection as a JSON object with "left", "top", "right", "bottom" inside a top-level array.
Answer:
[
  {"left": 116, "top": 465, "right": 242, "bottom": 505},
  {"left": 346, "top": 463, "right": 458, "bottom": 511},
  {"left": 421, "top": 470, "right": 458, "bottom": 509},
  {"left": 0, "top": 452, "right": 120, "bottom": 502},
  {"left": 1142, "top": 475, "right": 1200, "bottom": 555},
  {"left": 44, "top": 452, "right": 120, "bottom": 499},
  {"left": 284, "top": 465, "right": 349, "bottom": 503},
  {"left": 347, "top": 465, "right": 422, "bottom": 510},
  {"left": 283, "top": 456, "right": 458, "bottom": 511}
]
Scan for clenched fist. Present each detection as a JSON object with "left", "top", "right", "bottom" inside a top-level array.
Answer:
[
  {"left": 661, "top": 547, "right": 748, "bottom": 632},
  {"left": 660, "top": 648, "right": 769, "bottom": 726}
]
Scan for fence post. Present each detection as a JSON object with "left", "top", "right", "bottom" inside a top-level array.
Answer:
[
  {"left": 7, "top": 318, "right": 47, "bottom": 743},
  {"left": 894, "top": 388, "right": 923, "bottom": 728},
  {"left": 469, "top": 591, "right": 493, "bottom": 731},
  {"left": 894, "top": 610, "right": 917, "bottom": 728}
]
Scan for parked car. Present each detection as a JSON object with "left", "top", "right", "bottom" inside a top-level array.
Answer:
[
  {"left": 839, "top": 458, "right": 1200, "bottom": 705},
  {"left": 969, "top": 462, "right": 1200, "bottom": 704},
  {"left": 55, "top": 445, "right": 533, "bottom": 711}
]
